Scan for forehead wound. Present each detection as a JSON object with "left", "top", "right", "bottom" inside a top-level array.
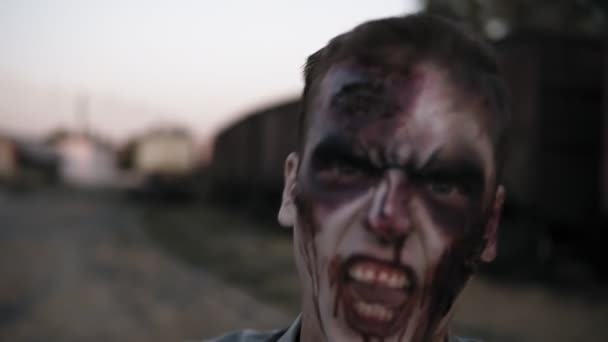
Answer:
[
  {"left": 316, "top": 64, "right": 493, "bottom": 165},
  {"left": 330, "top": 82, "right": 399, "bottom": 125},
  {"left": 313, "top": 63, "right": 492, "bottom": 135},
  {"left": 321, "top": 63, "right": 428, "bottom": 121}
]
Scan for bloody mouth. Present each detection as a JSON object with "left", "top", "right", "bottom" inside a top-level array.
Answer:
[{"left": 338, "top": 255, "right": 417, "bottom": 338}]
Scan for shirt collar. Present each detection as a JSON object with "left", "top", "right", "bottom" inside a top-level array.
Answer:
[
  {"left": 277, "top": 315, "right": 301, "bottom": 342},
  {"left": 276, "top": 315, "right": 469, "bottom": 342}
]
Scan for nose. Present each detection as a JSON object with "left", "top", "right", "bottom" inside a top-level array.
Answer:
[{"left": 365, "top": 171, "right": 412, "bottom": 243}]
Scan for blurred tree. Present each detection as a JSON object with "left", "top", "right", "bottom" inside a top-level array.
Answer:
[
  {"left": 424, "top": 0, "right": 607, "bottom": 39},
  {"left": 117, "top": 138, "right": 137, "bottom": 170},
  {"left": 45, "top": 129, "right": 71, "bottom": 146}
]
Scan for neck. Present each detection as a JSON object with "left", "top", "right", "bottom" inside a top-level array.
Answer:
[
  {"left": 299, "top": 301, "right": 324, "bottom": 342},
  {"left": 430, "top": 327, "right": 450, "bottom": 342}
]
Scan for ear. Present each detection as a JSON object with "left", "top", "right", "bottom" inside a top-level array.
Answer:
[
  {"left": 278, "top": 153, "right": 299, "bottom": 228},
  {"left": 480, "top": 185, "right": 505, "bottom": 262}
]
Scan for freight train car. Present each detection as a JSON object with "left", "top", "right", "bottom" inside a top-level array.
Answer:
[
  {"left": 209, "top": 100, "right": 300, "bottom": 206},
  {"left": 208, "top": 33, "right": 608, "bottom": 278},
  {"left": 490, "top": 32, "right": 607, "bottom": 279},
  {"left": 497, "top": 32, "right": 606, "bottom": 222},
  {"left": 211, "top": 34, "right": 607, "bottom": 218}
]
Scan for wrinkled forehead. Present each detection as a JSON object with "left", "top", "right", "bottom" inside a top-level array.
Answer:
[{"left": 303, "top": 61, "right": 496, "bottom": 177}]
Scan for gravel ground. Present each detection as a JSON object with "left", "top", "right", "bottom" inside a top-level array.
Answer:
[{"left": 0, "top": 187, "right": 289, "bottom": 342}]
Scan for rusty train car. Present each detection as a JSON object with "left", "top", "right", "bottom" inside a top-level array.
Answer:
[
  {"left": 208, "top": 33, "right": 608, "bottom": 278},
  {"left": 209, "top": 100, "right": 300, "bottom": 206}
]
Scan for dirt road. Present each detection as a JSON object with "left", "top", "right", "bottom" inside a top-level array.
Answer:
[{"left": 0, "top": 187, "right": 289, "bottom": 341}]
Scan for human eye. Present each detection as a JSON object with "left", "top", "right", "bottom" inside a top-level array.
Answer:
[
  {"left": 308, "top": 136, "right": 380, "bottom": 190},
  {"left": 425, "top": 177, "right": 471, "bottom": 207},
  {"left": 429, "top": 180, "right": 457, "bottom": 194},
  {"left": 315, "top": 157, "right": 369, "bottom": 185}
]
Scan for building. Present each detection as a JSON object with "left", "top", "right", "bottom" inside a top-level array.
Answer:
[
  {"left": 119, "top": 126, "right": 199, "bottom": 198},
  {"left": 132, "top": 127, "right": 197, "bottom": 177},
  {"left": 51, "top": 132, "right": 117, "bottom": 188}
]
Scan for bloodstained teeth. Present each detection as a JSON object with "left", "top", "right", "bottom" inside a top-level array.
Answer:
[
  {"left": 354, "top": 301, "right": 395, "bottom": 321},
  {"left": 348, "top": 263, "right": 409, "bottom": 289}
]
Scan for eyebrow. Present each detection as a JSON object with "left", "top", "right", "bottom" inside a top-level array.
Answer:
[
  {"left": 416, "top": 151, "right": 486, "bottom": 191},
  {"left": 310, "top": 135, "right": 364, "bottom": 164},
  {"left": 332, "top": 81, "right": 382, "bottom": 97},
  {"left": 309, "top": 135, "right": 487, "bottom": 188}
]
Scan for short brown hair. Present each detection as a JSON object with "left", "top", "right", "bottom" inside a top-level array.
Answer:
[{"left": 298, "top": 13, "right": 510, "bottom": 173}]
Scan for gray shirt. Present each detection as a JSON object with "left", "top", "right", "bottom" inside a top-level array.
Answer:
[{"left": 205, "top": 316, "right": 481, "bottom": 342}]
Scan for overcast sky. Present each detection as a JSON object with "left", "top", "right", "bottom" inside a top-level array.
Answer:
[{"left": 0, "top": 0, "right": 420, "bottom": 143}]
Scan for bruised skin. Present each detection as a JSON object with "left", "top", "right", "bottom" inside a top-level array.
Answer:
[{"left": 289, "top": 61, "right": 500, "bottom": 342}]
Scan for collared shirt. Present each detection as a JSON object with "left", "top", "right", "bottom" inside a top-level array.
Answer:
[{"left": 205, "top": 316, "right": 481, "bottom": 342}]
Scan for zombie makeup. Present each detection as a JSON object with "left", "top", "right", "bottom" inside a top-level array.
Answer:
[{"left": 285, "top": 61, "right": 501, "bottom": 342}]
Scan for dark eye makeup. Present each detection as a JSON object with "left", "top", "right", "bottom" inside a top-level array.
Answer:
[
  {"left": 411, "top": 159, "right": 485, "bottom": 201},
  {"left": 308, "top": 135, "right": 381, "bottom": 185},
  {"left": 307, "top": 135, "right": 487, "bottom": 205}
]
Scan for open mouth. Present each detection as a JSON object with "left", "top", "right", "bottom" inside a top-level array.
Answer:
[{"left": 339, "top": 255, "right": 416, "bottom": 337}]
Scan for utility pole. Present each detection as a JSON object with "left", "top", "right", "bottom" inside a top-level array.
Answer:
[{"left": 76, "top": 94, "right": 90, "bottom": 136}]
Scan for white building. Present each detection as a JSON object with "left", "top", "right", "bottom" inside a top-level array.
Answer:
[
  {"left": 133, "top": 128, "right": 196, "bottom": 176},
  {"left": 54, "top": 133, "right": 117, "bottom": 187}
]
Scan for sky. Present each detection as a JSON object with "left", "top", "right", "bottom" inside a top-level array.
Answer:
[{"left": 0, "top": 0, "right": 421, "bottom": 143}]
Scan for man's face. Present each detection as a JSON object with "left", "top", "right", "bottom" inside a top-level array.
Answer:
[{"left": 279, "top": 61, "right": 503, "bottom": 342}]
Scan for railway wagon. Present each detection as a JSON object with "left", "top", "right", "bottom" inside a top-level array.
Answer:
[
  {"left": 211, "top": 33, "right": 606, "bottom": 219},
  {"left": 209, "top": 100, "right": 300, "bottom": 205},
  {"left": 208, "top": 33, "right": 607, "bottom": 277},
  {"left": 490, "top": 33, "right": 607, "bottom": 277},
  {"left": 497, "top": 32, "right": 606, "bottom": 222}
]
